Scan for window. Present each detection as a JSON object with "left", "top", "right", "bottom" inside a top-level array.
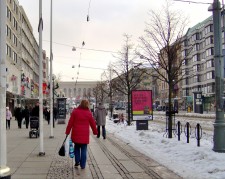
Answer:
[
  {"left": 13, "top": 34, "right": 17, "bottom": 46},
  {"left": 6, "top": 26, "right": 11, "bottom": 39},
  {"left": 192, "top": 54, "right": 200, "bottom": 62},
  {"left": 205, "top": 48, "right": 214, "bottom": 57},
  {"left": 193, "top": 44, "right": 200, "bottom": 51},
  {"left": 206, "top": 71, "right": 214, "bottom": 80},
  {"left": 193, "top": 76, "right": 198, "bottom": 83},
  {"left": 199, "top": 41, "right": 205, "bottom": 50},
  {"left": 6, "top": 45, "right": 11, "bottom": 57},
  {"left": 205, "top": 36, "right": 213, "bottom": 46},
  {"left": 193, "top": 65, "right": 197, "bottom": 72},
  {"left": 206, "top": 60, "right": 212, "bottom": 68},
  {"left": 205, "top": 25, "right": 213, "bottom": 34}
]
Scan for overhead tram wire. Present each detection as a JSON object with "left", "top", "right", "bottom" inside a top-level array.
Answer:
[
  {"left": 74, "top": 0, "right": 93, "bottom": 87},
  {"left": 87, "top": 0, "right": 92, "bottom": 22},
  {"left": 43, "top": 40, "right": 118, "bottom": 54},
  {"left": 172, "top": 0, "right": 211, "bottom": 4}
]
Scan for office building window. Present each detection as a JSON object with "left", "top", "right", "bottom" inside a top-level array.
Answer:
[
  {"left": 205, "top": 36, "right": 213, "bottom": 46},
  {"left": 205, "top": 48, "right": 214, "bottom": 57}
]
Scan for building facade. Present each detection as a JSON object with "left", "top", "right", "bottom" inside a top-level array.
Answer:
[
  {"left": 57, "top": 81, "right": 98, "bottom": 106},
  {"left": 181, "top": 16, "right": 216, "bottom": 111},
  {"left": 5, "top": 0, "right": 48, "bottom": 111}
]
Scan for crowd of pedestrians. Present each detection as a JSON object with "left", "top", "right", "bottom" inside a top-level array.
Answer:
[{"left": 7, "top": 102, "right": 58, "bottom": 130}]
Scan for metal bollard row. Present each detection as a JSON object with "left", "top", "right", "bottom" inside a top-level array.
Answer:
[{"left": 176, "top": 121, "right": 202, "bottom": 147}]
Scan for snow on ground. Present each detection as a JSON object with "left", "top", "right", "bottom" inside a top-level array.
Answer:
[{"left": 106, "top": 114, "right": 225, "bottom": 179}]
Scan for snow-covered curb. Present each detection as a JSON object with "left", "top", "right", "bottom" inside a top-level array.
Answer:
[{"left": 154, "top": 111, "right": 215, "bottom": 119}]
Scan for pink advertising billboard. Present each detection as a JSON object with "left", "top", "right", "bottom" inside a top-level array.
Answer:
[{"left": 131, "top": 90, "right": 153, "bottom": 121}]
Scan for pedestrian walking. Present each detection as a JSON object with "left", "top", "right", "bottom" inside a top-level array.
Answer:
[
  {"left": 53, "top": 105, "right": 58, "bottom": 122},
  {"left": 46, "top": 107, "right": 50, "bottom": 125},
  {"left": 6, "top": 107, "right": 12, "bottom": 129},
  {"left": 23, "top": 106, "right": 30, "bottom": 129},
  {"left": 31, "top": 102, "right": 39, "bottom": 117},
  {"left": 94, "top": 102, "right": 108, "bottom": 139},
  {"left": 15, "top": 105, "right": 23, "bottom": 129},
  {"left": 65, "top": 99, "right": 98, "bottom": 169}
]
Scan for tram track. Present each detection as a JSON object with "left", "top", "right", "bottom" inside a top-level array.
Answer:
[{"left": 92, "top": 134, "right": 181, "bottom": 179}]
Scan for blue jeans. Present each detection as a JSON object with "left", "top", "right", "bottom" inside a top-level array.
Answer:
[{"left": 74, "top": 143, "right": 87, "bottom": 168}]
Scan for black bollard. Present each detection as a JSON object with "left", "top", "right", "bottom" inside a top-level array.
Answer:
[
  {"left": 184, "top": 122, "right": 191, "bottom": 143},
  {"left": 195, "top": 123, "right": 202, "bottom": 147},
  {"left": 176, "top": 121, "right": 182, "bottom": 141}
]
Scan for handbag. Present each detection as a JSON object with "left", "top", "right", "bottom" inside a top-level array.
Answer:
[{"left": 58, "top": 135, "right": 68, "bottom": 156}]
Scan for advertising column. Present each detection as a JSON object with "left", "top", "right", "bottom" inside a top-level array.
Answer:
[{"left": 57, "top": 98, "right": 67, "bottom": 124}]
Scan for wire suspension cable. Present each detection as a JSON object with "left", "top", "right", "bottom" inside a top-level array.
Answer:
[{"left": 172, "top": 0, "right": 211, "bottom": 4}]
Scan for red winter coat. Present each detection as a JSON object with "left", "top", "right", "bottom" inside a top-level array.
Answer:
[{"left": 65, "top": 106, "right": 98, "bottom": 144}]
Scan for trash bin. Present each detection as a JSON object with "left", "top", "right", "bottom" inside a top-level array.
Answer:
[{"left": 136, "top": 120, "right": 148, "bottom": 130}]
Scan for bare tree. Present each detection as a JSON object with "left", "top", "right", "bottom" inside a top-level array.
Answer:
[
  {"left": 111, "top": 34, "right": 147, "bottom": 125},
  {"left": 92, "top": 81, "right": 108, "bottom": 106},
  {"left": 100, "top": 66, "right": 114, "bottom": 118},
  {"left": 137, "top": 2, "right": 189, "bottom": 138}
]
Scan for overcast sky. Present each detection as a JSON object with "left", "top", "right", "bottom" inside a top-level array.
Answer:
[{"left": 18, "top": 0, "right": 212, "bottom": 81}]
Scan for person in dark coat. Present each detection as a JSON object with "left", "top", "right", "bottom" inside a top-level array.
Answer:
[
  {"left": 65, "top": 99, "right": 98, "bottom": 169},
  {"left": 23, "top": 106, "right": 30, "bottom": 129},
  {"left": 46, "top": 107, "right": 50, "bottom": 125},
  {"left": 94, "top": 102, "right": 108, "bottom": 139},
  {"left": 15, "top": 105, "right": 23, "bottom": 129},
  {"left": 53, "top": 106, "right": 58, "bottom": 122},
  {"left": 31, "top": 102, "right": 39, "bottom": 117}
]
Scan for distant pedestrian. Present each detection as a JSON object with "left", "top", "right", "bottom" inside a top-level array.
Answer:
[
  {"left": 6, "top": 107, "right": 12, "bottom": 129},
  {"left": 94, "top": 102, "right": 108, "bottom": 139},
  {"left": 23, "top": 106, "right": 30, "bottom": 129},
  {"left": 65, "top": 99, "right": 98, "bottom": 169},
  {"left": 53, "top": 105, "right": 58, "bottom": 122},
  {"left": 15, "top": 105, "right": 23, "bottom": 129},
  {"left": 46, "top": 107, "right": 50, "bottom": 125},
  {"left": 31, "top": 102, "right": 39, "bottom": 117}
]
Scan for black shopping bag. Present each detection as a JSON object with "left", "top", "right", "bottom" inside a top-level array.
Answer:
[
  {"left": 58, "top": 144, "right": 65, "bottom": 156},
  {"left": 58, "top": 135, "right": 68, "bottom": 157}
]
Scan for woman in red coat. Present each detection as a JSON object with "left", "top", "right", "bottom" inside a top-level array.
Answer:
[{"left": 65, "top": 99, "right": 98, "bottom": 169}]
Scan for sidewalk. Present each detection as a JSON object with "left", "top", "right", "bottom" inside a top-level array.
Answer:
[{"left": 6, "top": 116, "right": 181, "bottom": 179}]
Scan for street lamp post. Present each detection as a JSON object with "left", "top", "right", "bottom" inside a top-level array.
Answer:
[
  {"left": 38, "top": 0, "right": 45, "bottom": 156},
  {"left": 49, "top": 0, "right": 54, "bottom": 138},
  {"left": 0, "top": 0, "right": 11, "bottom": 178},
  {"left": 209, "top": 0, "right": 225, "bottom": 152}
]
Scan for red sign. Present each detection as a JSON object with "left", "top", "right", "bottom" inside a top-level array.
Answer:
[
  {"left": 43, "top": 83, "right": 48, "bottom": 94},
  {"left": 131, "top": 90, "right": 153, "bottom": 120}
]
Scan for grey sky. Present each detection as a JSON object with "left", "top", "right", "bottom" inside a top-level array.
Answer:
[{"left": 18, "top": 0, "right": 212, "bottom": 81}]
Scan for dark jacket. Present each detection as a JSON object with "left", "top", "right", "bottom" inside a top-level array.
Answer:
[
  {"left": 65, "top": 106, "right": 98, "bottom": 144},
  {"left": 23, "top": 107, "right": 30, "bottom": 119},
  {"left": 15, "top": 107, "right": 23, "bottom": 121},
  {"left": 31, "top": 106, "right": 39, "bottom": 117}
]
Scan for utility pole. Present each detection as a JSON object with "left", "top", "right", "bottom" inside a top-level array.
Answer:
[
  {"left": 49, "top": 0, "right": 54, "bottom": 138},
  {"left": 109, "top": 64, "right": 113, "bottom": 118},
  {"left": 38, "top": 0, "right": 45, "bottom": 156},
  {"left": 0, "top": 0, "right": 11, "bottom": 178},
  {"left": 209, "top": 0, "right": 225, "bottom": 152}
]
